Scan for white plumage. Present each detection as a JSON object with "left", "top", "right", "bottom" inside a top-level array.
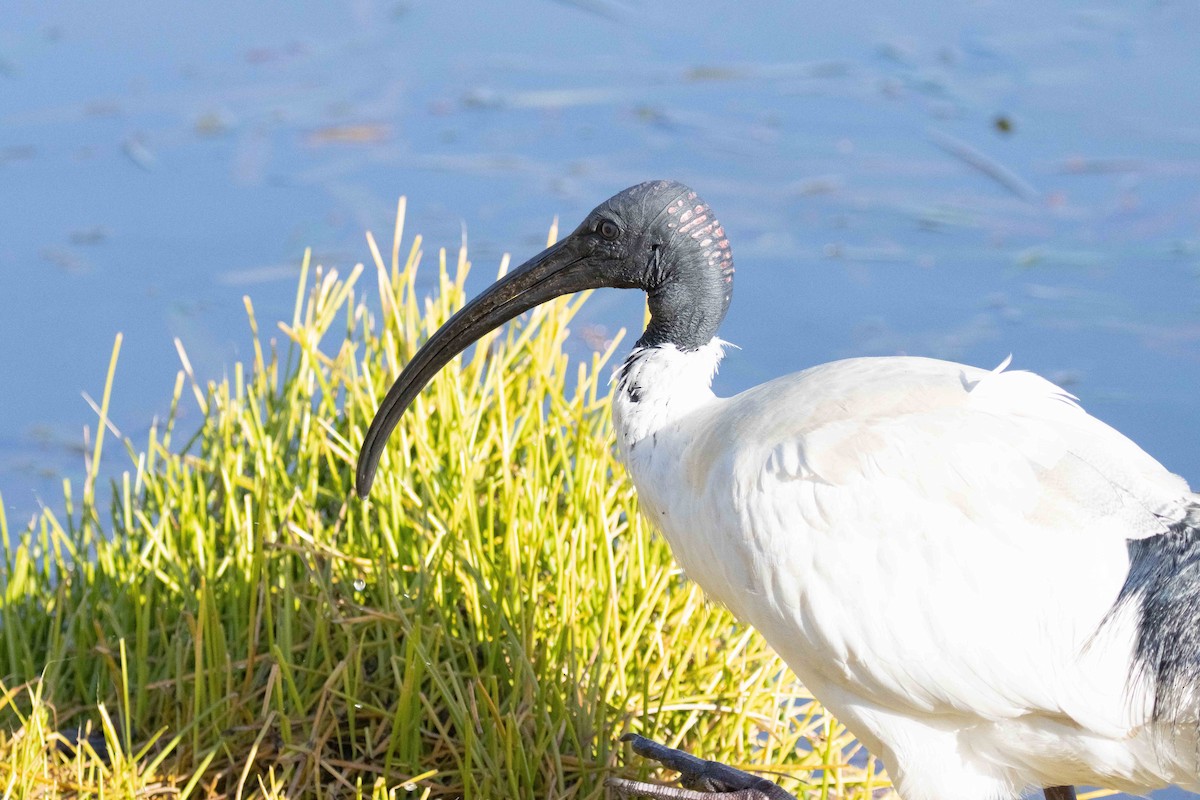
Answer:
[
  {"left": 614, "top": 342, "right": 1199, "bottom": 799},
  {"left": 356, "top": 181, "right": 1200, "bottom": 800}
]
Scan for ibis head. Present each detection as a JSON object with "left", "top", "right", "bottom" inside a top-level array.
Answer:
[{"left": 355, "top": 180, "right": 735, "bottom": 498}]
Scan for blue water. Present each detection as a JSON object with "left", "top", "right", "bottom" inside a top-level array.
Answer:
[
  {"left": 3, "top": 1, "right": 1198, "bottom": 525},
  {"left": 2, "top": 1, "right": 1199, "bottom": 791}
]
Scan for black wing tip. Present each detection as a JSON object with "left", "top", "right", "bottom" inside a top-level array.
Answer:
[{"left": 1116, "top": 511, "right": 1200, "bottom": 724}]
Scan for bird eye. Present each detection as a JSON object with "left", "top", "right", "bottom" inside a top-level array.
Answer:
[{"left": 598, "top": 219, "right": 620, "bottom": 241}]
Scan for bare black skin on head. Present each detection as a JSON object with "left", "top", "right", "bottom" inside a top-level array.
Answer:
[{"left": 355, "top": 180, "right": 734, "bottom": 498}]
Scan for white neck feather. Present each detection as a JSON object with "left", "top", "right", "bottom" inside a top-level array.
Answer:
[{"left": 611, "top": 338, "right": 728, "bottom": 462}]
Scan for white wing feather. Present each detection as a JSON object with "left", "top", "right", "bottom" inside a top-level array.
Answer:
[
  {"left": 672, "top": 357, "right": 1189, "bottom": 733},
  {"left": 616, "top": 346, "right": 1200, "bottom": 795}
]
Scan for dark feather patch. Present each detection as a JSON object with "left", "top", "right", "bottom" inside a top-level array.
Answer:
[
  {"left": 617, "top": 347, "right": 655, "bottom": 404},
  {"left": 1115, "top": 506, "right": 1200, "bottom": 723}
]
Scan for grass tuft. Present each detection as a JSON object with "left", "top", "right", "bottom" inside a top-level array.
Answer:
[{"left": 0, "top": 199, "right": 888, "bottom": 799}]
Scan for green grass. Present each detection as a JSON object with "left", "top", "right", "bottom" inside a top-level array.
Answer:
[{"left": 0, "top": 199, "right": 888, "bottom": 799}]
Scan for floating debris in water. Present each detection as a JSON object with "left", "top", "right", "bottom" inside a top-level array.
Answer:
[
  {"left": 122, "top": 135, "right": 157, "bottom": 171},
  {"left": 929, "top": 128, "right": 1038, "bottom": 202},
  {"left": 686, "top": 65, "right": 749, "bottom": 82},
  {"left": 194, "top": 109, "right": 234, "bottom": 137},
  {"left": 790, "top": 175, "right": 842, "bottom": 196},
  {"left": 69, "top": 226, "right": 109, "bottom": 245},
  {"left": 1015, "top": 246, "right": 1106, "bottom": 269},
  {"left": 1168, "top": 240, "right": 1198, "bottom": 259},
  {"left": 876, "top": 39, "right": 918, "bottom": 67},
  {"left": 1059, "top": 156, "right": 1144, "bottom": 174},
  {"left": 306, "top": 124, "right": 390, "bottom": 145},
  {"left": 821, "top": 242, "right": 907, "bottom": 263},
  {"left": 461, "top": 87, "right": 503, "bottom": 109},
  {"left": 85, "top": 101, "right": 122, "bottom": 118},
  {"left": 0, "top": 145, "right": 36, "bottom": 163},
  {"left": 508, "top": 87, "right": 623, "bottom": 109},
  {"left": 633, "top": 105, "right": 677, "bottom": 130},
  {"left": 910, "top": 204, "right": 979, "bottom": 230},
  {"left": 40, "top": 246, "right": 87, "bottom": 273},
  {"left": 243, "top": 44, "right": 309, "bottom": 65}
]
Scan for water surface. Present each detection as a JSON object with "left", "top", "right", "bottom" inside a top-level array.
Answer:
[{"left": 4, "top": 2, "right": 1198, "bottom": 524}]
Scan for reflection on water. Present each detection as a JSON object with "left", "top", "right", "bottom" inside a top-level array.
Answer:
[
  {"left": 3, "top": 1, "right": 1198, "bottom": 509},
  {"left": 5, "top": 2, "right": 1199, "bottom": 499},
  {"left": 2, "top": 2, "right": 1199, "bottom": 795}
]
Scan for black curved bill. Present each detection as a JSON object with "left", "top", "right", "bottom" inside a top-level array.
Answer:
[{"left": 356, "top": 236, "right": 599, "bottom": 498}]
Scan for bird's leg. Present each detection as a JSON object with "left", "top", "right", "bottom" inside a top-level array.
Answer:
[
  {"left": 606, "top": 733, "right": 798, "bottom": 800},
  {"left": 1044, "top": 786, "right": 1077, "bottom": 800}
]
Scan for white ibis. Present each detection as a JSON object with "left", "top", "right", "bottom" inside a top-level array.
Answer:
[{"left": 356, "top": 181, "right": 1200, "bottom": 800}]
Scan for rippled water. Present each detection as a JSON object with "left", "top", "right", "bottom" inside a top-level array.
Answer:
[
  {"left": 5, "top": 2, "right": 1200, "bottom": 520},
  {"left": 6, "top": 2, "right": 1198, "bottom": 527},
  {"left": 3, "top": 1, "right": 1200, "bottom": 795}
]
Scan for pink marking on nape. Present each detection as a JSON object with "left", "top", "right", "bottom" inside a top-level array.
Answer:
[
  {"left": 678, "top": 213, "right": 708, "bottom": 233},
  {"left": 679, "top": 209, "right": 694, "bottom": 223},
  {"left": 687, "top": 192, "right": 697, "bottom": 200},
  {"left": 667, "top": 202, "right": 683, "bottom": 215},
  {"left": 699, "top": 238, "right": 713, "bottom": 247},
  {"left": 693, "top": 204, "right": 704, "bottom": 213},
  {"left": 667, "top": 221, "right": 677, "bottom": 229},
  {"left": 718, "top": 239, "right": 730, "bottom": 249},
  {"left": 714, "top": 227, "right": 724, "bottom": 237}
]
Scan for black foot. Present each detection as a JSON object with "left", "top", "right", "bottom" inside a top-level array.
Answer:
[
  {"left": 606, "top": 733, "right": 798, "bottom": 800},
  {"left": 1044, "top": 787, "right": 1077, "bottom": 800}
]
